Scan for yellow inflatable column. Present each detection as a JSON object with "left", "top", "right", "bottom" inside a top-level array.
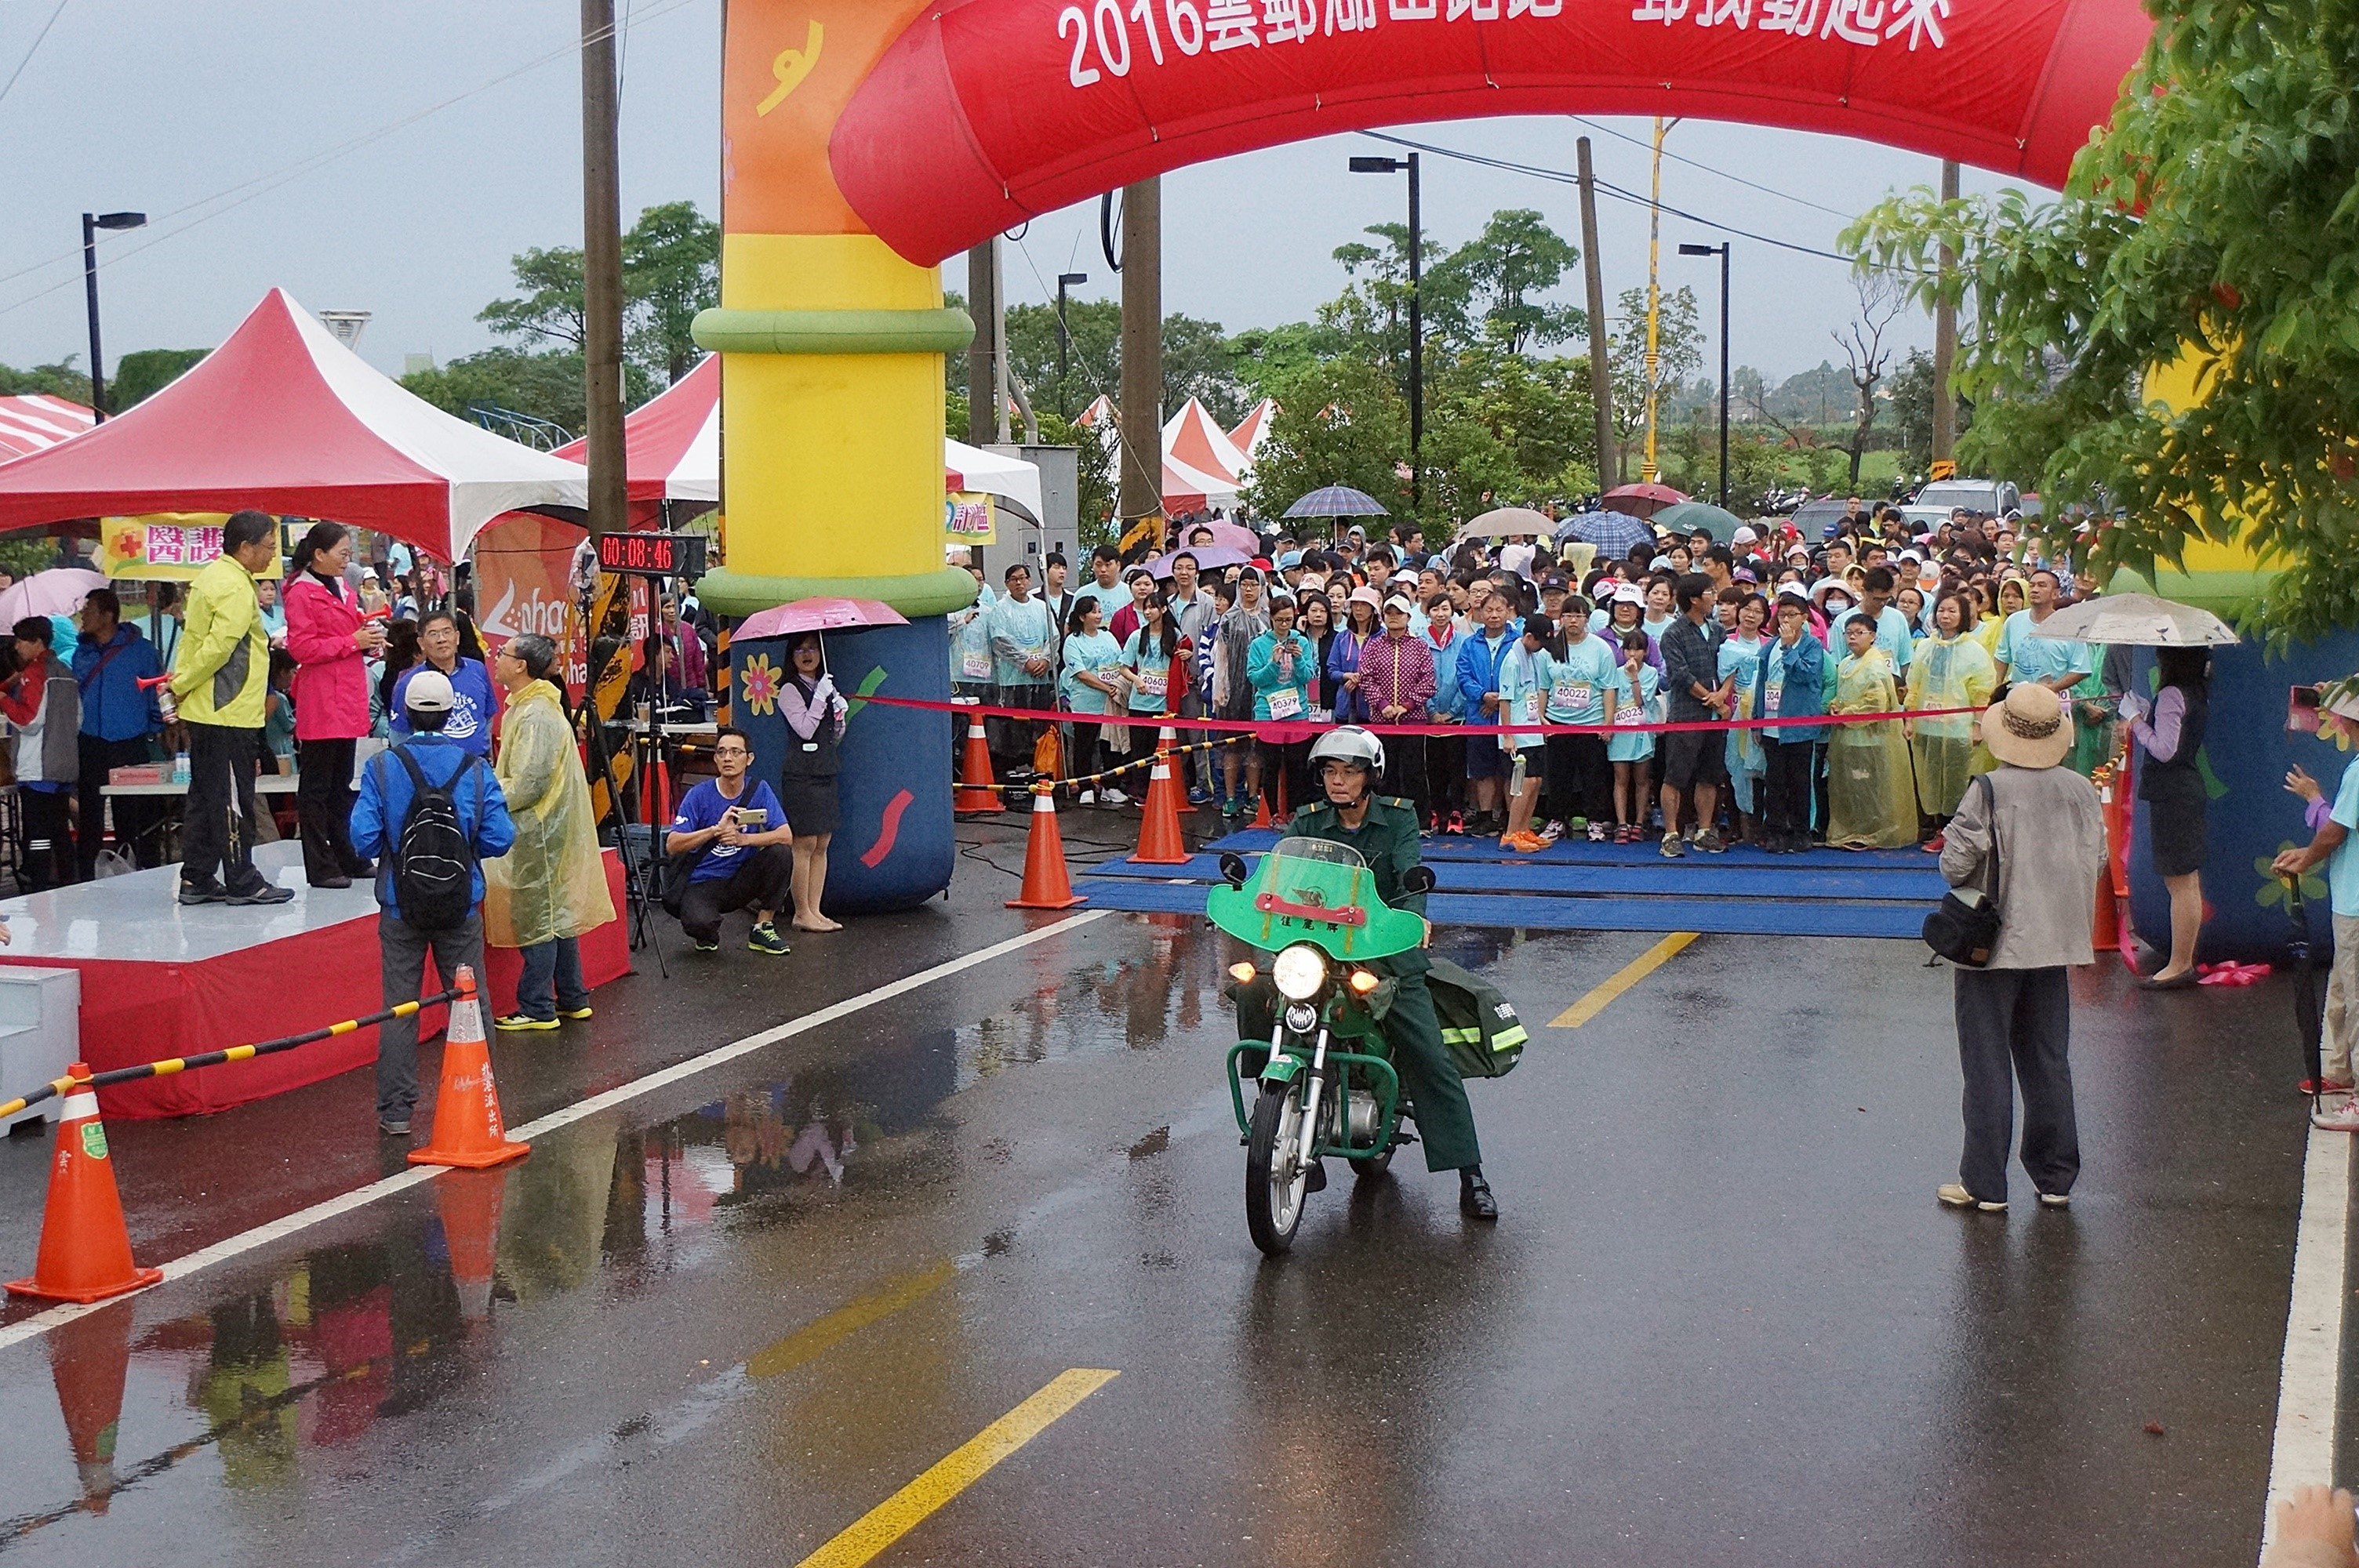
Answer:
[
  {"left": 2116, "top": 347, "right": 2277, "bottom": 612},
  {"left": 692, "top": 0, "right": 974, "bottom": 619}
]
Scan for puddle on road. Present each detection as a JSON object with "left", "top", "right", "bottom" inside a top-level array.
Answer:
[{"left": 0, "top": 913, "right": 1233, "bottom": 1547}]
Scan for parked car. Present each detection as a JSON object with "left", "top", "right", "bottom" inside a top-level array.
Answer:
[
  {"left": 1910, "top": 478, "right": 2022, "bottom": 518},
  {"left": 1791, "top": 497, "right": 1856, "bottom": 538}
]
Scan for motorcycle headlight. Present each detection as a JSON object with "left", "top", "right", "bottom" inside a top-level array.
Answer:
[{"left": 1271, "top": 943, "right": 1329, "bottom": 1002}]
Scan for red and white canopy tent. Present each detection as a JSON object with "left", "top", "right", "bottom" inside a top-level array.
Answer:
[
  {"left": 1161, "top": 397, "right": 1252, "bottom": 514},
  {"left": 1229, "top": 398, "right": 1278, "bottom": 461},
  {"left": 0, "top": 396, "right": 93, "bottom": 462},
  {"left": 0, "top": 290, "right": 587, "bottom": 561},
  {"left": 554, "top": 354, "right": 1043, "bottom": 522}
]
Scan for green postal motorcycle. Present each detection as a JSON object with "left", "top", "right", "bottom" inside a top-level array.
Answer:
[{"left": 1212, "top": 837, "right": 1438, "bottom": 1256}]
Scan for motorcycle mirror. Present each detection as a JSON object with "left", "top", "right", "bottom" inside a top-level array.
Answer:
[
  {"left": 1400, "top": 866, "right": 1438, "bottom": 897},
  {"left": 1219, "top": 852, "right": 1250, "bottom": 889}
]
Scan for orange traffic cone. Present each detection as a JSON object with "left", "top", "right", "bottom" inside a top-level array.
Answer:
[
  {"left": 954, "top": 701, "right": 1001, "bottom": 815},
  {"left": 1133, "top": 728, "right": 1190, "bottom": 866},
  {"left": 1250, "top": 762, "right": 1286, "bottom": 829},
  {"left": 409, "top": 967, "right": 529, "bottom": 1170},
  {"left": 5, "top": 1069, "right": 164, "bottom": 1304},
  {"left": 50, "top": 1302, "right": 134, "bottom": 1512},
  {"left": 1007, "top": 785, "right": 1087, "bottom": 909},
  {"left": 435, "top": 1168, "right": 508, "bottom": 1322}
]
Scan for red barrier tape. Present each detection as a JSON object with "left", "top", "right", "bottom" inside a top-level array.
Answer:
[{"left": 866, "top": 693, "right": 1983, "bottom": 739}]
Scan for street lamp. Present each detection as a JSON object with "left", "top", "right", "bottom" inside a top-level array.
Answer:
[
  {"left": 1055, "top": 271, "right": 1089, "bottom": 419},
  {"left": 82, "top": 211, "right": 147, "bottom": 422},
  {"left": 1678, "top": 241, "right": 1732, "bottom": 510},
  {"left": 1349, "top": 153, "right": 1422, "bottom": 508}
]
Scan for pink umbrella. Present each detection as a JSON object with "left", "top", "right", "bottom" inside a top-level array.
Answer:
[
  {"left": 0, "top": 567, "right": 106, "bottom": 626},
  {"left": 1167, "top": 519, "right": 1257, "bottom": 552},
  {"left": 733, "top": 597, "right": 908, "bottom": 641}
]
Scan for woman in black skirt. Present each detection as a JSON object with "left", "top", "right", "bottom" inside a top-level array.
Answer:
[
  {"left": 778, "top": 632, "right": 849, "bottom": 933},
  {"left": 2125, "top": 646, "right": 2212, "bottom": 989}
]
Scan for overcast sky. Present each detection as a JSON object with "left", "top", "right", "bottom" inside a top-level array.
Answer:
[{"left": 0, "top": 0, "right": 2044, "bottom": 390}]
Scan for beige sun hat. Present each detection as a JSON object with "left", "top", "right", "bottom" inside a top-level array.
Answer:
[{"left": 1979, "top": 682, "right": 2075, "bottom": 769}]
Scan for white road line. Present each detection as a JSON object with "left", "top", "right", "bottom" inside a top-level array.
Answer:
[
  {"left": 0, "top": 910, "right": 1109, "bottom": 1356},
  {"left": 2260, "top": 1123, "right": 2350, "bottom": 1563}
]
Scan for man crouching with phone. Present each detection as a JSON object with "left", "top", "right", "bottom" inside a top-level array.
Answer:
[{"left": 666, "top": 725, "right": 796, "bottom": 955}]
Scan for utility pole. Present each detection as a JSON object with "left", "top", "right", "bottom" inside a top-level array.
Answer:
[
  {"left": 1641, "top": 117, "right": 1670, "bottom": 485},
  {"left": 1118, "top": 176, "right": 1164, "bottom": 532},
  {"left": 1576, "top": 138, "right": 1618, "bottom": 492},
  {"left": 992, "top": 240, "right": 1012, "bottom": 445},
  {"left": 580, "top": 0, "right": 627, "bottom": 539},
  {"left": 966, "top": 241, "right": 998, "bottom": 448},
  {"left": 1932, "top": 158, "right": 1960, "bottom": 469}
]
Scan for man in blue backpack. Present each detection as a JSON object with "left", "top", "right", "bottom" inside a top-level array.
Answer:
[{"left": 351, "top": 668, "right": 516, "bottom": 1138}]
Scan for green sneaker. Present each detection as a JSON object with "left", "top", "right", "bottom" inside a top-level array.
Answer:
[
  {"left": 747, "top": 922, "right": 791, "bottom": 956},
  {"left": 561, "top": 1005, "right": 594, "bottom": 1022},
  {"left": 692, "top": 938, "right": 720, "bottom": 953},
  {"left": 494, "top": 1013, "right": 560, "bottom": 1033}
]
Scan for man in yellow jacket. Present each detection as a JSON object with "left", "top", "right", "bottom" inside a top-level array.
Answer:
[{"left": 171, "top": 510, "right": 293, "bottom": 905}]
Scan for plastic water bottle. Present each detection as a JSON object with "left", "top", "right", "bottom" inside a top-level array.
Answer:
[{"left": 173, "top": 751, "right": 189, "bottom": 786}]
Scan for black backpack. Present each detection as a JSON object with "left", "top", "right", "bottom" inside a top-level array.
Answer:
[{"left": 387, "top": 745, "right": 484, "bottom": 931}]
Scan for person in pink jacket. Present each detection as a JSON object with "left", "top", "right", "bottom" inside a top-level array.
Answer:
[{"left": 283, "top": 522, "right": 387, "bottom": 887}]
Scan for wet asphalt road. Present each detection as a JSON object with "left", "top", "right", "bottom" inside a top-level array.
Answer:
[{"left": 0, "top": 822, "right": 2322, "bottom": 1566}]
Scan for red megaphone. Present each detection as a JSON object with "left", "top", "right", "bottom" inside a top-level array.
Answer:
[{"left": 136, "top": 674, "right": 172, "bottom": 691}]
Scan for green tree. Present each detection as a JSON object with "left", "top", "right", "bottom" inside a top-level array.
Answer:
[
  {"left": 1608, "top": 285, "right": 1704, "bottom": 462},
  {"left": 1431, "top": 209, "right": 1585, "bottom": 355},
  {"left": 0, "top": 358, "right": 92, "bottom": 402},
  {"left": 1840, "top": 0, "right": 2359, "bottom": 637},
  {"left": 479, "top": 246, "right": 587, "bottom": 350},
  {"left": 1241, "top": 354, "right": 1412, "bottom": 521},
  {"left": 623, "top": 201, "right": 721, "bottom": 386},
  {"left": 1005, "top": 299, "right": 1118, "bottom": 422},
  {"left": 399, "top": 347, "right": 654, "bottom": 445},
  {"left": 111, "top": 348, "right": 208, "bottom": 409},
  {"left": 1420, "top": 343, "right": 1599, "bottom": 515},
  {"left": 478, "top": 202, "right": 720, "bottom": 388}
]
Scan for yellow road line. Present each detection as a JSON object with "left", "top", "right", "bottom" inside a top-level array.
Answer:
[
  {"left": 794, "top": 1368, "right": 1120, "bottom": 1568},
  {"left": 747, "top": 1259, "right": 957, "bottom": 1381},
  {"left": 1549, "top": 931, "right": 1699, "bottom": 1029}
]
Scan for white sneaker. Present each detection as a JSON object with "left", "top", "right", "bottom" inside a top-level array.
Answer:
[
  {"left": 2314, "top": 1096, "right": 2359, "bottom": 1132},
  {"left": 1936, "top": 1181, "right": 2007, "bottom": 1212},
  {"left": 1101, "top": 787, "right": 1129, "bottom": 807},
  {"left": 1078, "top": 789, "right": 1097, "bottom": 806}
]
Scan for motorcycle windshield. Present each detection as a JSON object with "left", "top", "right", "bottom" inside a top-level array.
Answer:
[{"left": 1206, "top": 836, "right": 1427, "bottom": 962}]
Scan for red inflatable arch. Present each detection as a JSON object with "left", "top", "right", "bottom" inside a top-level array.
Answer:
[{"left": 831, "top": 0, "right": 2153, "bottom": 266}]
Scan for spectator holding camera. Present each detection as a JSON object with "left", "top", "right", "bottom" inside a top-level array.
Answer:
[{"left": 664, "top": 725, "right": 794, "bottom": 956}]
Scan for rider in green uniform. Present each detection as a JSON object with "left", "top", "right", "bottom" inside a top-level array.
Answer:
[{"left": 1235, "top": 726, "right": 1497, "bottom": 1221}]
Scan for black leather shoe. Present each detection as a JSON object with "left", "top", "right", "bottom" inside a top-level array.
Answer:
[
  {"left": 1459, "top": 1168, "right": 1498, "bottom": 1221},
  {"left": 1303, "top": 1159, "right": 1328, "bottom": 1194}
]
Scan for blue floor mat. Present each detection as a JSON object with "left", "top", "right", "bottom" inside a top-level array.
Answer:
[{"left": 1070, "top": 877, "right": 1932, "bottom": 939}]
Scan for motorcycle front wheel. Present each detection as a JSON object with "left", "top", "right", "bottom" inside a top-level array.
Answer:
[{"left": 1245, "top": 1081, "right": 1310, "bottom": 1255}]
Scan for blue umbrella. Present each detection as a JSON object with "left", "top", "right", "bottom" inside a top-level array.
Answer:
[
  {"left": 1283, "top": 485, "right": 1389, "bottom": 520},
  {"left": 1557, "top": 509, "right": 1656, "bottom": 557}
]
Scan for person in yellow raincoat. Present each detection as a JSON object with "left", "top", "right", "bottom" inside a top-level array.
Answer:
[
  {"left": 1905, "top": 590, "right": 1998, "bottom": 844},
  {"left": 1825, "top": 617, "right": 1918, "bottom": 850},
  {"left": 484, "top": 633, "right": 614, "bottom": 1030}
]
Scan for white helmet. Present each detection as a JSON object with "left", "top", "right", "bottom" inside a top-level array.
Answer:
[{"left": 1308, "top": 725, "right": 1386, "bottom": 778}]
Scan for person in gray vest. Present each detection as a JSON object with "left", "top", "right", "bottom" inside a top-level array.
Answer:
[{"left": 1936, "top": 683, "right": 2105, "bottom": 1213}]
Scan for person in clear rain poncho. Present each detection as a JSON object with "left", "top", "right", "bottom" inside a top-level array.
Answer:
[
  {"left": 1905, "top": 590, "right": 1998, "bottom": 845},
  {"left": 1825, "top": 616, "right": 1919, "bottom": 850},
  {"left": 484, "top": 633, "right": 615, "bottom": 1029}
]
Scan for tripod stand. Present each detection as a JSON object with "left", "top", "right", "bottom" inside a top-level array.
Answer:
[{"left": 577, "top": 585, "right": 668, "bottom": 976}]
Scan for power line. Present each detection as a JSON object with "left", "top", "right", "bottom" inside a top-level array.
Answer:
[
  {"left": 0, "top": 0, "right": 703, "bottom": 323},
  {"left": 0, "top": 0, "right": 71, "bottom": 113},
  {"left": 1354, "top": 129, "right": 1901, "bottom": 271},
  {"left": 1563, "top": 114, "right": 1859, "bottom": 221}
]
